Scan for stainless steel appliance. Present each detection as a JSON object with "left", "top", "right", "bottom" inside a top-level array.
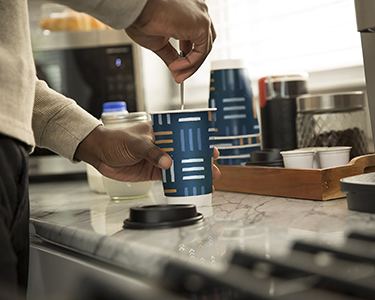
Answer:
[
  {"left": 355, "top": 0, "right": 375, "bottom": 141},
  {"left": 30, "top": 30, "right": 145, "bottom": 179},
  {"left": 339, "top": 0, "right": 375, "bottom": 210}
]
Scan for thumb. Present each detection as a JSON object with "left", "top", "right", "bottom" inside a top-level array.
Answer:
[{"left": 131, "top": 137, "right": 173, "bottom": 169}]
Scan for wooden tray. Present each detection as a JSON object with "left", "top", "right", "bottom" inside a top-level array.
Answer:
[{"left": 214, "top": 154, "right": 375, "bottom": 200}]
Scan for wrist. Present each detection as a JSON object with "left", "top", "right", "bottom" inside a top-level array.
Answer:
[
  {"left": 131, "top": 0, "right": 158, "bottom": 28},
  {"left": 74, "top": 125, "right": 105, "bottom": 167}
]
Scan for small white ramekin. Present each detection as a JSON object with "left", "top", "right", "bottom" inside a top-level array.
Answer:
[
  {"left": 280, "top": 149, "right": 316, "bottom": 169},
  {"left": 317, "top": 146, "right": 352, "bottom": 168}
]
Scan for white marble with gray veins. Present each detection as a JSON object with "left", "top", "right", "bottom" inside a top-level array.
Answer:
[{"left": 30, "top": 180, "right": 375, "bottom": 278}]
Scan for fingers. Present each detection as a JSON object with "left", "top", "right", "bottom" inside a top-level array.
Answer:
[
  {"left": 212, "top": 147, "right": 221, "bottom": 180},
  {"left": 179, "top": 40, "right": 193, "bottom": 56},
  {"left": 157, "top": 154, "right": 173, "bottom": 169},
  {"left": 133, "top": 138, "right": 173, "bottom": 169},
  {"left": 170, "top": 37, "right": 210, "bottom": 82},
  {"left": 111, "top": 124, "right": 172, "bottom": 170},
  {"left": 128, "top": 0, "right": 216, "bottom": 83},
  {"left": 154, "top": 41, "right": 180, "bottom": 68},
  {"left": 213, "top": 147, "right": 219, "bottom": 160},
  {"left": 211, "top": 22, "right": 217, "bottom": 43},
  {"left": 212, "top": 164, "right": 221, "bottom": 180},
  {"left": 169, "top": 19, "right": 214, "bottom": 83},
  {"left": 98, "top": 161, "right": 163, "bottom": 182}
]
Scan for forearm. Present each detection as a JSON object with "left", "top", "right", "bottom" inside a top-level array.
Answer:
[
  {"left": 33, "top": 79, "right": 101, "bottom": 160},
  {"left": 47, "top": 0, "right": 148, "bottom": 29}
]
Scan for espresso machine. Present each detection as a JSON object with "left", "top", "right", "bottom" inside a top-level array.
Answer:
[{"left": 340, "top": 1, "right": 375, "bottom": 212}]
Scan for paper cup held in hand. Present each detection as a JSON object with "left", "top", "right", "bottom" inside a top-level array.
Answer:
[{"left": 151, "top": 108, "right": 216, "bottom": 205}]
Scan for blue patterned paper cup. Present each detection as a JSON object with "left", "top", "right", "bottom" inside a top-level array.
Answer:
[
  {"left": 209, "top": 59, "right": 260, "bottom": 136},
  {"left": 151, "top": 108, "right": 216, "bottom": 206}
]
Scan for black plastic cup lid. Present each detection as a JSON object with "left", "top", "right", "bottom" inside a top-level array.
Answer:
[
  {"left": 123, "top": 204, "right": 204, "bottom": 229},
  {"left": 246, "top": 160, "right": 284, "bottom": 167},
  {"left": 247, "top": 149, "right": 283, "bottom": 167},
  {"left": 250, "top": 149, "right": 282, "bottom": 162}
]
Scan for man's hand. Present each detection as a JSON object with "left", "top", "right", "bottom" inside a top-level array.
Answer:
[
  {"left": 75, "top": 124, "right": 221, "bottom": 182},
  {"left": 126, "top": 0, "right": 216, "bottom": 83}
]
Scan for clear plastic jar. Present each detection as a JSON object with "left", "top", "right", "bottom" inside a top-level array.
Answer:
[
  {"left": 100, "top": 101, "right": 152, "bottom": 200},
  {"left": 297, "top": 92, "right": 368, "bottom": 158}
]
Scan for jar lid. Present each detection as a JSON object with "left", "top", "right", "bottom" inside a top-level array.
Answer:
[
  {"left": 258, "top": 74, "right": 308, "bottom": 107},
  {"left": 102, "top": 101, "right": 127, "bottom": 112},
  {"left": 263, "top": 73, "right": 308, "bottom": 83},
  {"left": 102, "top": 111, "right": 150, "bottom": 124},
  {"left": 297, "top": 91, "right": 365, "bottom": 113}
]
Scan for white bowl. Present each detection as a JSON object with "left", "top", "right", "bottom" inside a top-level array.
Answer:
[
  {"left": 317, "top": 146, "right": 351, "bottom": 168},
  {"left": 280, "top": 149, "right": 316, "bottom": 169}
]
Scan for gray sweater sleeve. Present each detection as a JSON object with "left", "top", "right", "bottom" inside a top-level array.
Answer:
[
  {"left": 49, "top": 0, "right": 148, "bottom": 29},
  {"left": 33, "top": 80, "right": 101, "bottom": 160}
]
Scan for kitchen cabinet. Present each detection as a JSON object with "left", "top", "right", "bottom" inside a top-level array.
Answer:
[{"left": 28, "top": 242, "right": 156, "bottom": 300}]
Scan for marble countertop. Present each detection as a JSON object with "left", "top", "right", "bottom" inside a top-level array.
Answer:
[{"left": 30, "top": 180, "right": 375, "bottom": 278}]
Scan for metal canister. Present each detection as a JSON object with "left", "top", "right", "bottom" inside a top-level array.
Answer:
[
  {"left": 296, "top": 91, "right": 368, "bottom": 158},
  {"left": 258, "top": 74, "right": 308, "bottom": 150}
]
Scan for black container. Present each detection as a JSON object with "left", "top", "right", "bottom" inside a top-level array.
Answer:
[
  {"left": 246, "top": 149, "right": 283, "bottom": 167},
  {"left": 341, "top": 173, "right": 375, "bottom": 213},
  {"left": 259, "top": 75, "right": 308, "bottom": 151}
]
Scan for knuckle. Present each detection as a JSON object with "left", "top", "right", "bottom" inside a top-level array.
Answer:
[
  {"left": 197, "top": 13, "right": 210, "bottom": 30},
  {"left": 198, "top": 1, "right": 208, "bottom": 12}
]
